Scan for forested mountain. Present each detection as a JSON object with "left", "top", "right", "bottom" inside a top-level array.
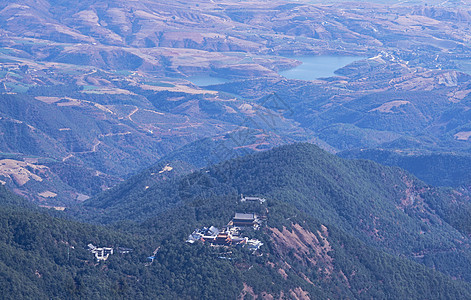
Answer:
[
  {"left": 0, "top": 80, "right": 300, "bottom": 206},
  {"left": 339, "top": 149, "right": 471, "bottom": 188},
  {"left": 2, "top": 0, "right": 471, "bottom": 204},
  {"left": 2, "top": 0, "right": 471, "bottom": 298},
  {"left": 3, "top": 154, "right": 471, "bottom": 299},
  {"left": 0, "top": 185, "right": 149, "bottom": 298},
  {"left": 77, "top": 143, "right": 471, "bottom": 292}
]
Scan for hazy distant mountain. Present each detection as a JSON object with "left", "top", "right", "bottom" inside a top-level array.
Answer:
[
  {"left": 1, "top": 0, "right": 471, "bottom": 206},
  {"left": 339, "top": 148, "right": 471, "bottom": 188},
  {"left": 3, "top": 0, "right": 471, "bottom": 298}
]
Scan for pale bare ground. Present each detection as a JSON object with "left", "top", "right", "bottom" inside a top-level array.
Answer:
[
  {"left": 127, "top": 106, "right": 139, "bottom": 121},
  {"left": 277, "top": 268, "right": 288, "bottom": 279},
  {"left": 454, "top": 131, "right": 471, "bottom": 141},
  {"left": 35, "top": 96, "right": 61, "bottom": 104},
  {"left": 73, "top": 10, "right": 99, "bottom": 25},
  {"left": 93, "top": 103, "right": 116, "bottom": 115},
  {"left": 91, "top": 141, "right": 101, "bottom": 152},
  {"left": 172, "top": 117, "right": 204, "bottom": 130},
  {"left": 35, "top": 96, "right": 82, "bottom": 107},
  {"left": 158, "top": 164, "right": 173, "bottom": 174},
  {"left": 437, "top": 71, "right": 459, "bottom": 87},
  {"left": 447, "top": 90, "right": 471, "bottom": 103},
  {"left": 38, "top": 205, "right": 66, "bottom": 211},
  {"left": 238, "top": 103, "right": 256, "bottom": 115},
  {"left": 39, "top": 97, "right": 117, "bottom": 118},
  {"left": 50, "top": 23, "right": 94, "bottom": 43},
  {"left": 389, "top": 72, "right": 437, "bottom": 91},
  {"left": 138, "top": 83, "right": 217, "bottom": 95},
  {"left": 62, "top": 154, "right": 74, "bottom": 162},
  {"left": 57, "top": 98, "right": 82, "bottom": 107},
  {"left": 224, "top": 105, "right": 237, "bottom": 113},
  {"left": 270, "top": 223, "right": 333, "bottom": 275},
  {"left": 369, "top": 100, "right": 410, "bottom": 113},
  {"left": 38, "top": 191, "right": 57, "bottom": 198},
  {"left": 100, "top": 131, "right": 132, "bottom": 137},
  {"left": 289, "top": 287, "right": 310, "bottom": 300},
  {"left": 234, "top": 141, "right": 270, "bottom": 151},
  {"left": 36, "top": 95, "right": 130, "bottom": 118},
  {"left": 0, "top": 159, "right": 47, "bottom": 186},
  {"left": 395, "top": 15, "right": 441, "bottom": 27},
  {"left": 106, "top": 8, "right": 129, "bottom": 28},
  {"left": 76, "top": 193, "right": 90, "bottom": 201},
  {"left": 142, "top": 108, "right": 165, "bottom": 115},
  {"left": 71, "top": 140, "right": 101, "bottom": 155},
  {"left": 239, "top": 283, "right": 256, "bottom": 300},
  {"left": 81, "top": 87, "right": 135, "bottom": 95}
]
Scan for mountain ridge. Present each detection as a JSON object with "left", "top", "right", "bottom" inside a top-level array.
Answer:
[
  {"left": 2, "top": 173, "right": 471, "bottom": 299},
  {"left": 81, "top": 142, "right": 471, "bottom": 282}
]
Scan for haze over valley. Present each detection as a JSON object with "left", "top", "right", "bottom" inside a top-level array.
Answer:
[{"left": 2, "top": 0, "right": 471, "bottom": 298}]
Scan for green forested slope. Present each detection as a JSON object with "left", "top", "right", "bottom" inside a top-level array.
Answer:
[
  {"left": 339, "top": 149, "right": 471, "bottom": 188},
  {"left": 3, "top": 182, "right": 471, "bottom": 299},
  {"left": 82, "top": 143, "right": 471, "bottom": 283}
]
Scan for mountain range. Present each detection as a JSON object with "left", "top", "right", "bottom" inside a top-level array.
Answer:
[
  {"left": 2, "top": 0, "right": 471, "bottom": 298},
  {"left": 3, "top": 143, "right": 471, "bottom": 299},
  {"left": 1, "top": 0, "right": 471, "bottom": 204}
]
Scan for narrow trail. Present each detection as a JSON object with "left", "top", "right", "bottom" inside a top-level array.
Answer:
[
  {"left": 62, "top": 154, "right": 74, "bottom": 162},
  {"left": 127, "top": 107, "right": 139, "bottom": 121}
]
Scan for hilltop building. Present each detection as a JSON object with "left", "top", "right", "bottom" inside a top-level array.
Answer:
[
  {"left": 240, "top": 194, "right": 266, "bottom": 204},
  {"left": 186, "top": 208, "right": 264, "bottom": 253},
  {"left": 117, "top": 247, "right": 133, "bottom": 254},
  {"left": 212, "top": 232, "right": 233, "bottom": 245},
  {"left": 187, "top": 226, "right": 220, "bottom": 244},
  {"left": 188, "top": 226, "right": 246, "bottom": 246},
  {"left": 187, "top": 223, "right": 263, "bottom": 253},
  {"left": 247, "top": 239, "right": 264, "bottom": 251},
  {"left": 230, "top": 213, "right": 260, "bottom": 228},
  {"left": 88, "top": 244, "right": 114, "bottom": 261}
]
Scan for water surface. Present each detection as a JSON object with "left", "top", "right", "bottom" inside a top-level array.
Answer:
[
  {"left": 279, "top": 56, "right": 366, "bottom": 80},
  {"left": 187, "top": 75, "right": 230, "bottom": 86},
  {"left": 186, "top": 55, "right": 367, "bottom": 86}
]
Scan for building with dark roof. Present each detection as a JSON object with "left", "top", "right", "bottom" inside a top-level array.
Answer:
[
  {"left": 212, "top": 232, "right": 232, "bottom": 245},
  {"left": 232, "top": 213, "right": 258, "bottom": 227}
]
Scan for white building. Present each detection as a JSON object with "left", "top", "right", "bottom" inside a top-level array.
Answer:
[
  {"left": 88, "top": 243, "right": 114, "bottom": 261},
  {"left": 240, "top": 194, "right": 266, "bottom": 204}
]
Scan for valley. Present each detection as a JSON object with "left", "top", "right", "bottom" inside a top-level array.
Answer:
[
  {"left": 2, "top": 0, "right": 471, "bottom": 204},
  {"left": 2, "top": 0, "right": 471, "bottom": 298}
]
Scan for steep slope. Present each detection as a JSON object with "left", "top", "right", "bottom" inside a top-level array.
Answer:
[
  {"left": 3, "top": 0, "right": 471, "bottom": 205},
  {"left": 73, "top": 128, "right": 307, "bottom": 220},
  {"left": 0, "top": 184, "right": 245, "bottom": 299},
  {"left": 0, "top": 79, "right": 306, "bottom": 205},
  {"left": 83, "top": 143, "right": 471, "bottom": 283},
  {"left": 0, "top": 185, "right": 152, "bottom": 299},
  {"left": 339, "top": 149, "right": 471, "bottom": 188},
  {"left": 2, "top": 181, "right": 471, "bottom": 299},
  {"left": 139, "top": 194, "right": 471, "bottom": 299},
  {"left": 202, "top": 144, "right": 471, "bottom": 281}
]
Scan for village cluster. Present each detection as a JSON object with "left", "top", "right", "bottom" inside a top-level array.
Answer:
[{"left": 186, "top": 195, "right": 266, "bottom": 252}]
